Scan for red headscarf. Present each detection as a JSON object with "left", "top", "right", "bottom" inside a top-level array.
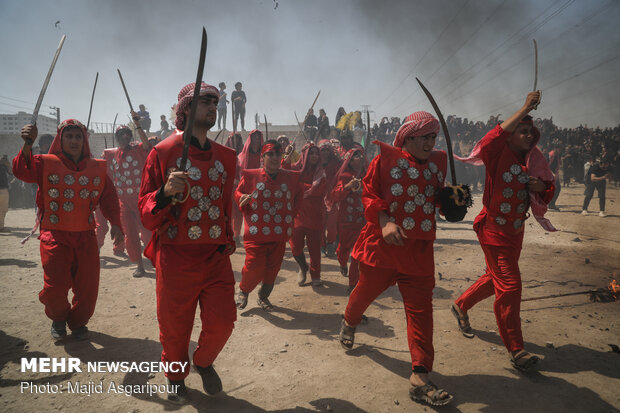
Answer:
[
  {"left": 292, "top": 142, "right": 326, "bottom": 197},
  {"left": 225, "top": 132, "right": 244, "bottom": 154},
  {"left": 325, "top": 147, "right": 365, "bottom": 210},
  {"left": 174, "top": 82, "right": 220, "bottom": 130},
  {"left": 238, "top": 129, "right": 264, "bottom": 170},
  {"left": 393, "top": 111, "right": 440, "bottom": 147},
  {"left": 48, "top": 119, "right": 92, "bottom": 159}
]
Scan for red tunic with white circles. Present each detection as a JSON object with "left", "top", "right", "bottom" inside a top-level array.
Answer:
[
  {"left": 102, "top": 143, "right": 149, "bottom": 205},
  {"left": 235, "top": 168, "right": 302, "bottom": 242}
]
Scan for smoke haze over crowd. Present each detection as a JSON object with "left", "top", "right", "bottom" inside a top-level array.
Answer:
[{"left": 1, "top": 0, "right": 618, "bottom": 130}]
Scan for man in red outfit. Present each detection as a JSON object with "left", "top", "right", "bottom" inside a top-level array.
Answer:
[
  {"left": 451, "top": 91, "right": 555, "bottom": 372},
  {"left": 318, "top": 139, "right": 342, "bottom": 258},
  {"left": 339, "top": 111, "right": 453, "bottom": 407},
  {"left": 138, "top": 82, "right": 237, "bottom": 403},
  {"left": 14, "top": 119, "right": 122, "bottom": 341},
  {"left": 234, "top": 139, "right": 302, "bottom": 311},
  {"left": 102, "top": 112, "right": 153, "bottom": 277}
]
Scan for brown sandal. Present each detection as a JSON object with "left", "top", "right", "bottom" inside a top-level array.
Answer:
[
  {"left": 451, "top": 304, "right": 474, "bottom": 338},
  {"left": 511, "top": 350, "right": 540, "bottom": 372},
  {"left": 409, "top": 382, "right": 453, "bottom": 406}
]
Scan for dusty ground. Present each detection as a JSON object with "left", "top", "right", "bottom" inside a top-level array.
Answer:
[{"left": 0, "top": 184, "right": 619, "bottom": 413}]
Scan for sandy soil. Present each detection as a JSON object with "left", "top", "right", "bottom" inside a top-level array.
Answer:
[{"left": 0, "top": 184, "right": 619, "bottom": 413}]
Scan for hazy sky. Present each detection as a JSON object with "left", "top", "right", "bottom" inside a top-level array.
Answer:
[{"left": 1, "top": 0, "right": 619, "bottom": 132}]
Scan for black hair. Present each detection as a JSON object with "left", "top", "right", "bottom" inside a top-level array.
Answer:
[
  {"left": 235, "top": 82, "right": 242, "bottom": 87},
  {"left": 219, "top": 82, "right": 225, "bottom": 88}
]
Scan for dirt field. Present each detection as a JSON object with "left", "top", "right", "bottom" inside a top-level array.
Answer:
[{"left": 0, "top": 184, "right": 618, "bottom": 413}]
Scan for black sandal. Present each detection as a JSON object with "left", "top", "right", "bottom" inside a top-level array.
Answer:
[
  {"left": 451, "top": 304, "right": 474, "bottom": 338},
  {"left": 257, "top": 297, "right": 274, "bottom": 311},
  {"left": 409, "top": 382, "right": 453, "bottom": 406},
  {"left": 339, "top": 318, "right": 356, "bottom": 350},
  {"left": 235, "top": 291, "right": 248, "bottom": 310},
  {"left": 511, "top": 350, "right": 540, "bottom": 372}
]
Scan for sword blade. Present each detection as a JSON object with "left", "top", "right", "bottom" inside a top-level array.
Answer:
[
  {"left": 86, "top": 72, "right": 99, "bottom": 130},
  {"left": 416, "top": 77, "right": 457, "bottom": 185},
  {"left": 533, "top": 39, "right": 538, "bottom": 91},
  {"left": 117, "top": 69, "right": 134, "bottom": 112},
  {"left": 31, "top": 34, "right": 66, "bottom": 125},
  {"left": 110, "top": 113, "right": 118, "bottom": 149},
  {"left": 264, "top": 114, "right": 268, "bottom": 140},
  {"left": 309, "top": 90, "right": 321, "bottom": 111},
  {"left": 179, "top": 27, "right": 207, "bottom": 172}
]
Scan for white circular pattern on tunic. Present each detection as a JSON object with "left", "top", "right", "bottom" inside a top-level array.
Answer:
[
  {"left": 49, "top": 188, "right": 59, "bottom": 198},
  {"left": 93, "top": 176, "right": 101, "bottom": 186},
  {"left": 250, "top": 214, "right": 259, "bottom": 223},
  {"left": 262, "top": 226, "right": 271, "bottom": 235},
  {"left": 133, "top": 169, "right": 140, "bottom": 176},
  {"left": 423, "top": 169, "right": 432, "bottom": 180},
  {"left": 122, "top": 162, "right": 129, "bottom": 169},
  {"left": 64, "top": 189, "right": 74, "bottom": 199},
  {"left": 126, "top": 156, "right": 133, "bottom": 162},
  {"left": 252, "top": 191, "right": 259, "bottom": 198},
  {"left": 176, "top": 157, "right": 191, "bottom": 169},
  {"left": 517, "top": 189, "right": 528, "bottom": 200},
  {"left": 389, "top": 201, "right": 398, "bottom": 213},
  {"left": 115, "top": 179, "right": 123, "bottom": 187},
  {"left": 188, "top": 166, "right": 202, "bottom": 181},
  {"left": 198, "top": 197, "right": 211, "bottom": 211},
  {"left": 209, "top": 225, "right": 222, "bottom": 239},
  {"left": 517, "top": 173, "right": 529, "bottom": 184},
  {"left": 64, "top": 175, "right": 75, "bottom": 185},
  {"left": 188, "top": 225, "right": 202, "bottom": 240},
  {"left": 510, "top": 164, "right": 522, "bottom": 175},
  {"left": 281, "top": 183, "right": 288, "bottom": 192},
  {"left": 49, "top": 214, "right": 59, "bottom": 224},
  {"left": 286, "top": 227, "right": 293, "bottom": 236},
  {"left": 215, "top": 160, "right": 224, "bottom": 173},
  {"left": 287, "top": 202, "right": 292, "bottom": 210},
  {"left": 274, "top": 226, "right": 283, "bottom": 235},
  {"left": 263, "top": 214, "right": 271, "bottom": 223},
  {"left": 269, "top": 207, "right": 277, "bottom": 216},
  {"left": 495, "top": 216, "right": 507, "bottom": 225},
  {"left": 285, "top": 215, "right": 293, "bottom": 223},
  {"left": 78, "top": 175, "right": 89, "bottom": 185},
  {"left": 397, "top": 158, "right": 409, "bottom": 169},
  {"left": 513, "top": 219, "right": 523, "bottom": 229},
  {"left": 347, "top": 215, "right": 353, "bottom": 222},
  {"left": 126, "top": 179, "right": 133, "bottom": 186},
  {"left": 114, "top": 164, "right": 120, "bottom": 170},
  {"left": 286, "top": 191, "right": 291, "bottom": 200},
  {"left": 263, "top": 189, "right": 272, "bottom": 198},
  {"left": 123, "top": 170, "right": 131, "bottom": 177},
  {"left": 403, "top": 200, "right": 416, "bottom": 213},
  {"left": 132, "top": 160, "right": 139, "bottom": 167},
  {"left": 90, "top": 190, "right": 99, "bottom": 198},
  {"left": 208, "top": 205, "right": 220, "bottom": 220},
  {"left": 502, "top": 172, "right": 513, "bottom": 183},
  {"left": 249, "top": 225, "right": 258, "bottom": 235},
  {"left": 256, "top": 182, "right": 266, "bottom": 191},
  {"left": 274, "top": 189, "right": 283, "bottom": 198},
  {"left": 79, "top": 189, "right": 89, "bottom": 199},
  {"left": 516, "top": 203, "right": 527, "bottom": 214},
  {"left": 421, "top": 219, "right": 432, "bottom": 232},
  {"left": 429, "top": 162, "right": 438, "bottom": 174},
  {"left": 388, "top": 216, "right": 396, "bottom": 223},
  {"left": 191, "top": 186, "right": 204, "bottom": 200},
  {"left": 120, "top": 175, "right": 127, "bottom": 182},
  {"left": 500, "top": 202, "right": 511, "bottom": 214},
  {"left": 391, "top": 183, "right": 403, "bottom": 197},
  {"left": 208, "top": 167, "right": 219, "bottom": 181},
  {"left": 346, "top": 197, "right": 354, "bottom": 204},
  {"left": 62, "top": 201, "right": 74, "bottom": 212},
  {"left": 250, "top": 202, "right": 258, "bottom": 210},
  {"left": 437, "top": 171, "right": 444, "bottom": 183},
  {"left": 503, "top": 187, "right": 514, "bottom": 198},
  {"left": 117, "top": 188, "right": 123, "bottom": 195},
  {"left": 407, "top": 184, "right": 419, "bottom": 197},
  {"left": 115, "top": 172, "right": 121, "bottom": 178},
  {"left": 425, "top": 185, "right": 435, "bottom": 197},
  {"left": 209, "top": 186, "right": 221, "bottom": 200},
  {"left": 347, "top": 206, "right": 354, "bottom": 213},
  {"left": 423, "top": 202, "right": 434, "bottom": 215},
  {"left": 49, "top": 201, "right": 59, "bottom": 211},
  {"left": 390, "top": 167, "right": 403, "bottom": 180},
  {"left": 126, "top": 188, "right": 134, "bottom": 195},
  {"left": 274, "top": 201, "right": 283, "bottom": 210},
  {"left": 414, "top": 193, "right": 426, "bottom": 206},
  {"left": 402, "top": 217, "right": 415, "bottom": 230},
  {"left": 188, "top": 206, "right": 202, "bottom": 221},
  {"left": 407, "top": 167, "right": 419, "bottom": 180},
  {"left": 47, "top": 174, "right": 60, "bottom": 185},
  {"left": 274, "top": 215, "right": 282, "bottom": 223},
  {"left": 263, "top": 201, "right": 271, "bottom": 210}
]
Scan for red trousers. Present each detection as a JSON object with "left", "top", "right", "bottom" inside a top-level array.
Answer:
[
  {"left": 120, "top": 203, "right": 151, "bottom": 262},
  {"left": 95, "top": 207, "right": 125, "bottom": 254},
  {"left": 454, "top": 243, "right": 524, "bottom": 352},
  {"left": 322, "top": 207, "right": 339, "bottom": 247},
  {"left": 239, "top": 241, "right": 286, "bottom": 293},
  {"left": 289, "top": 226, "right": 322, "bottom": 280},
  {"left": 155, "top": 246, "right": 236, "bottom": 381},
  {"left": 231, "top": 203, "right": 243, "bottom": 239},
  {"left": 39, "top": 233, "right": 100, "bottom": 330},
  {"left": 345, "top": 262, "right": 435, "bottom": 371},
  {"left": 337, "top": 222, "right": 363, "bottom": 287}
]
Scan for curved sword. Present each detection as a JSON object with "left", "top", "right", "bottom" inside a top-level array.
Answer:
[
  {"left": 533, "top": 39, "right": 540, "bottom": 109},
  {"left": 117, "top": 69, "right": 134, "bottom": 112},
  {"left": 264, "top": 114, "right": 269, "bottom": 140}
]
